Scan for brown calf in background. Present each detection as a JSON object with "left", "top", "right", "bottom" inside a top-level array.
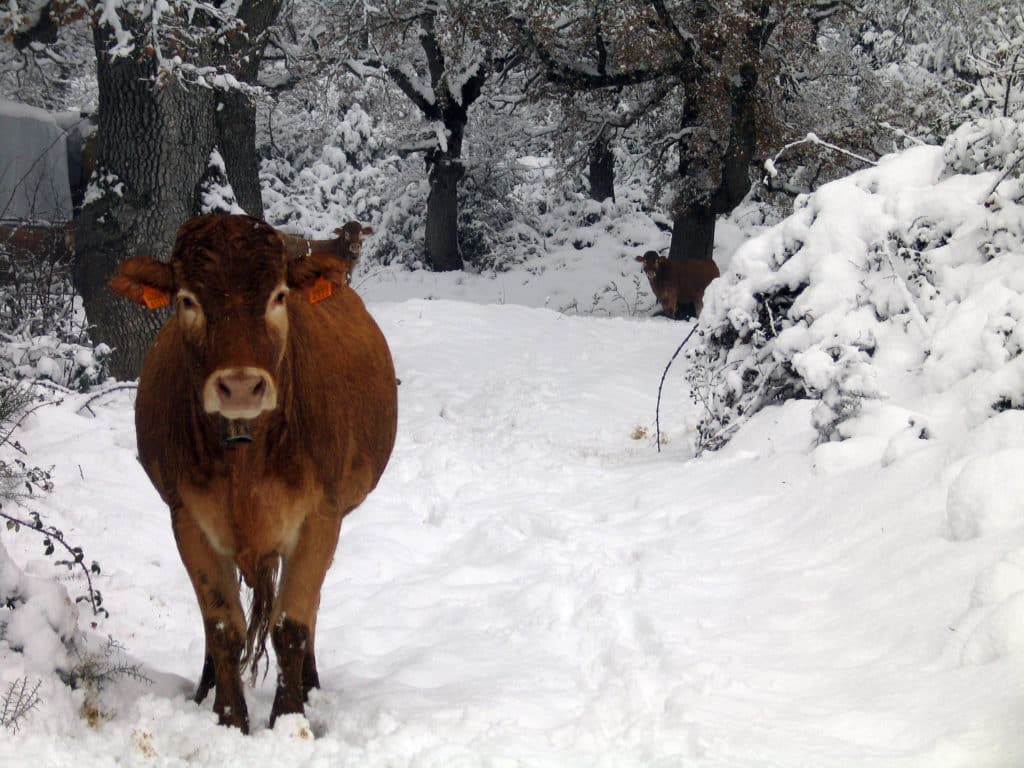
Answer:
[
  {"left": 635, "top": 250, "right": 719, "bottom": 319},
  {"left": 276, "top": 220, "right": 373, "bottom": 285}
]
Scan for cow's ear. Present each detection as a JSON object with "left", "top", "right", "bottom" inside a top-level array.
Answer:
[
  {"left": 287, "top": 251, "right": 349, "bottom": 304},
  {"left": 634, "top": 255, "right": 645, "bottom": 263},
  {"left": 109, "top": 257, "right": 175, "bottom": 309}
]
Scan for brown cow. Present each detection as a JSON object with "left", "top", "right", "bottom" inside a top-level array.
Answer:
[
  {"left": 109, "top": 214, "right": 397, "bottom": 732},
  {"left": 635, "top": 250, "right": 720, "bottom": 319},
  {"left": 276, "top": 220, "right": 373, "bottom": 286}
]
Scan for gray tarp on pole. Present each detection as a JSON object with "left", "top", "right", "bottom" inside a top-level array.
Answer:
[{"left": 0, "top": 98, "right": 72, "bottom": 224}]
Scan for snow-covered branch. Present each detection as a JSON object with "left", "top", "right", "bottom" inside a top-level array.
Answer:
[{"left": 763, "top": 132, "right": 877, "bottom": 186}]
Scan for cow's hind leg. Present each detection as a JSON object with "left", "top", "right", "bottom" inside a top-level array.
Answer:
[
  {"left": 269, "top": 505, "right": 342, "bottom": 727},
  {"left": 171, "top": 507, "right": 249, "bottom": 732}
]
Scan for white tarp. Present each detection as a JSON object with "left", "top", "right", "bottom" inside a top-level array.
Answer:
[{"left": 0, "top": 98, "right": 72, "bottom": 223}]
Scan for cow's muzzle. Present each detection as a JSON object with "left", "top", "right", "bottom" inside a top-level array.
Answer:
[{"left": 203, "top": 367, "right": 278, "bottom": 421}]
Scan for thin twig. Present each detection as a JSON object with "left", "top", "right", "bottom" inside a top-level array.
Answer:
[
  {"left": 0, "top": 508, "right": 107, "bottom": 618},
  {"left": 882, "top": 242, "right": 929, "bottom": 335},
  {"left": 763, "top": 132, "right": 877, "bottom": 186},
  {"left": 655, "top": 323, "right": 700, "bottom": 453},
  {"left": 76, "top": 383, "right": 138, "bottom": 417}
]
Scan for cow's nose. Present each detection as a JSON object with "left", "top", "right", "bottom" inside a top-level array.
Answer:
[
  {"left": 203, "top": 367, "right": 277, "bottom": 419},
  {"left": 217, "top": 372, "right": 264, "bottom": 401}
]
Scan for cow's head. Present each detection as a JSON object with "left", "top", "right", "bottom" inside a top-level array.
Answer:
[
  {"left": 635, "top": 250, "right": 663, "bottom": 282},
  {"left": 110, "top": 214, "right": 349, "bottom": 440},
  {"left": 336, "top": 221, "right": 373, "bottom": 257}
]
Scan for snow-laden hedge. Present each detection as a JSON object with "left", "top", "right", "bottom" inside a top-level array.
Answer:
[
  {"left": 261, "top": 103, "right": 400, "bottom": 239},
  {"left": 0, "top": 243, "right": 109, "bottom": 392},
  {"left": 688, "top": 118, "right": 1024, "bottom": 451},
  {"left": 0, "top": 539, "right": 79, "bottom": 675}
]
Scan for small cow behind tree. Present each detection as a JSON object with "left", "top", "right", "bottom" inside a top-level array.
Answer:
[
  {"left": 635, "top": 250, "right": 720, "bottom": 319},
  {"left": 276, "top": 220, "right": 374, "bottom": 285},
  {"left": 109, "top": 214, "right": 397, "bottom": 732}
]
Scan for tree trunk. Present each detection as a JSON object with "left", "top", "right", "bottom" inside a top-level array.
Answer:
[
  {"left": 215, "top": 91, "right": 263, "bottom": 217},
  {"left": 74, "top": 4, "right": 279, "bottom": 378},
  {"left": 424, "top": 157, "right": 464, "bottom": 272},
  {"left": 668, "top": 205, "right": 716, "bottom": 262},
  {"left": 74, "top": 21, "right": 219, "bottom": 379},
  {"left": 669, "top": 63, "right": 759, "bottom": 264},
  {"left": 588, "top": 132, "right": 615, "bottom": 202},
  {"left": 711, "top": 63, "right": 758, "bottom": 216},
  {"left": 214, "top": 0, "right": 282, "bottom": 218}
]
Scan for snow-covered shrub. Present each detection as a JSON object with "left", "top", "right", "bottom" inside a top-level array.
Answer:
[
  {"left": 0, "top": 379, "right": 133, "bottom": 733},
  {"left": 261, "top": 102, "right": 400, "bottom": 239},
  {"left": 0, "top": 330, "right": 109, "bottom": 392},
  {"left": 458, "top": 156, "right": 546, "bottom": 273},
  {"left": 371, "top": 153, "right": 547, "bottom": 274},
  {"left": 0, "top": 230, "right": 109, "bottom": 391},
  {"left": 686, "top": 178, "right": 890, "bottom": 449},
  {"left": 944, "top": 118, "right": 1024, "bottom": 175},
  {"left": 687, "top": 123, "right": 1024, "bottom": 452},
  {"left": 0, "top": 383, "right": 78, "bottom": 682},
  {"left": 0, "top": 537, "right": 79, "bottom": 676},
  {"left": 959, "top": 4, "right": 1024, "bottom": 121},
  {"left": 0, "top": 677, "right": 40, "bottom": 733},
  {"left": 372, "top": 170, "right": 429, "bottom": 270}
]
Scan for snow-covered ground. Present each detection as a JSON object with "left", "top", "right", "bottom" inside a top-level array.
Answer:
[{"left": 2, "top": 135, "right": 1024, "bottom": 765}]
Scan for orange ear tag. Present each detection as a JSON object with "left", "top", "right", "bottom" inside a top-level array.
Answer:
[
  {"left": 141, "top": 285, "right": 170, "bottom": 309},
  {"left": 308, "top": 277, "right": 333, "bottom": 304}
]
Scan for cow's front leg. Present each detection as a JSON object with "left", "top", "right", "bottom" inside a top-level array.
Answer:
[
  {"left": 194, "top": 651, "right": 215, "bottom": 704},
  {"left": 171, "top": 506, "right": 249, "bottom": 732},
  {"left": 269, "top": 505, "right": 342, "bottom": 727}
]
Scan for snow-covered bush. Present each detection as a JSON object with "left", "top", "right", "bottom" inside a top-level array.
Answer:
[
  {"left": 959, "top": 3, "right": 1024, "bottom": 121},
  {"left": 458, "top": 155, "right": 546, "bottom": 273},
  {"left": 261, "top": 101, "right": 400, "bottom": 239},
  {"left": 687, "top": 119, "right": 1024, "bottom": 451},
  {"left": 944, "top": 117, "right": 1024, "bottom": 175},
  {"left": 0, "top": 384, "right": 79, "bottom": 685},
  {"left": 0, "top": 537, "right": 79, "bottom": 676},
  {"left": 0, "top": 231, "right": 109, "bottom": 391},
  {"left": 371, "top": 140, "right": 550, "bottom": 274},
  {"left": 0, "top": 380, "right": 136, "bottom": 733},
  {"left": 371, "top": 170, "right": 429, "bottom": 271}
]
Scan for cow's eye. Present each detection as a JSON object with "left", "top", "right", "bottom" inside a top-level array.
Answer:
[
  {"left": 180, "top": 295, "right": 195, "bottom": 310},
  {"left": 272, "top": 289, "right": 288, "bottom": 306}
]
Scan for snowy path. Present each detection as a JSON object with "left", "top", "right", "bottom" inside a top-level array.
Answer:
[{"left": 1, "top": 300, "right": 1020, "bottom": 766}]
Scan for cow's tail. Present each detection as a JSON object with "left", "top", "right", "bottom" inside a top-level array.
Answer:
[{"left": 240, "top": 555, "right": 279, "bottom": 681}]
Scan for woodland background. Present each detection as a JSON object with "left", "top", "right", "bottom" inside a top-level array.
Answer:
[{"left": 0, "top": 0, "right": 1014, "bottom": 378}]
